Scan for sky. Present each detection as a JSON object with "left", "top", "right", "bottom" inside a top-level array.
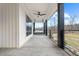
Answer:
[
  {"left": 64, "top": 3, "right": 79, "bottom": 25},
  {"left": 64, "top": 3, "right": 79, "bottom": 17}
]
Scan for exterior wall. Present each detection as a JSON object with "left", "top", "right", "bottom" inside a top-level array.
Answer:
[
  {"left": 0, "top": 4, "right": 19, "bottom": 48},
  {"left": 19, "top": 4, "right": 27, "bottom": 47},
  {"left": 18, "top": 4, "right": 33, "bottom": 47},
  {"left": 0, "top": 3, "right": 33, "bottom": 48}
]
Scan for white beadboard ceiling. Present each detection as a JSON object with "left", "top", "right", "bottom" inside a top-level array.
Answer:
[{"left": 23, "top": 3, "right": 57, "bottom": 22}]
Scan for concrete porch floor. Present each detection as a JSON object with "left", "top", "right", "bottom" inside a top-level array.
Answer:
[{"left": 0, "top": 35, "right": 68, "bottom": 56}]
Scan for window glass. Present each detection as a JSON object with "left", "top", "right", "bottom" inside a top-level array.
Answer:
[
  {"left": 35, "top": 22, "right": 44, "bottom": 33},
  {"left": 26, "top": 15, "right": 32, "bottom": 36},
  {"left": 47, "top": 12, "right": 58, "bottom": 44}
]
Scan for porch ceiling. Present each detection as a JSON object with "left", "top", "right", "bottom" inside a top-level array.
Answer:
[{"left": 23, "top": 3, "right": 57, "bottom": 22}]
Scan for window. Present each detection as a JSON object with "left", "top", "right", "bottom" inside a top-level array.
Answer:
[
  {"left": 47, "top": 12, "right": 58, "bottom": 44},
  {"left": 26, "top": 15, "right": 32, "bottom": 36},
  {"left": 35, "top": 22, "right": 44, "bottom": 33},
  {"left": 64, "top": 3, "right": 79, "bottom": 55}
]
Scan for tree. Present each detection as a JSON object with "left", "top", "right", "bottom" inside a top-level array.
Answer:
[{"left": 69, "top": 15, "right": 76, "bottom": 31}]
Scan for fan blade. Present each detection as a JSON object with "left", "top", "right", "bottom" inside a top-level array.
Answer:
[{"left": 40, "top": 14, "right": 46, "bottom": 16}]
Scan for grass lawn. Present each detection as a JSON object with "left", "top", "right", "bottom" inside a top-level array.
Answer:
[
  {"left": 65, "top": 33, "right": 79, "bottom": 48},
  {"left": 65, "top": 33, "right": 79, "bottom": 39}
]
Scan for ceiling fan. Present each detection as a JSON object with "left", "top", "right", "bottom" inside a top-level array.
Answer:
[{"left": 32, "top": 10, "right": 47, "bottom": 17}]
